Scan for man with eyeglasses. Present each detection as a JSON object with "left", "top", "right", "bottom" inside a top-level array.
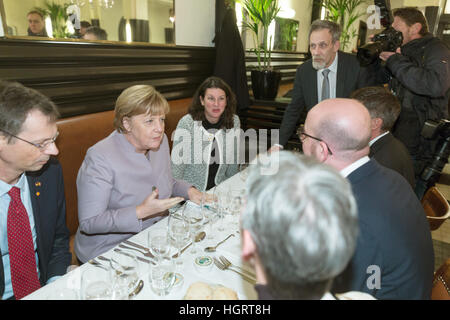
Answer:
[
  {"left": 269, "top": 19, "right": 374, "bottom": 152},
  {"left": 301, "top": 98, "right": 434, "bottom": 299},
  {"left": 0, "top": 81, "right": 71, "bottom": 300}
]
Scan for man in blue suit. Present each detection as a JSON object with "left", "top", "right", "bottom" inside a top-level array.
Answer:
[
  {"left": 0, "top": 81, "right": 71, "bottom": 300},
  {"left": 300, "top": 98, "right": 434, "bottom": 299}
]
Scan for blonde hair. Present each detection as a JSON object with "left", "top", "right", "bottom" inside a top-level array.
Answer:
[{"left": 113, "top": 85, "right": 170, "bottom": 133}]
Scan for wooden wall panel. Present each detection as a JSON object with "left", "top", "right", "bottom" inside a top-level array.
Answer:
[{"left": 0, "top": 39, "right": 215, "bottom": 118}]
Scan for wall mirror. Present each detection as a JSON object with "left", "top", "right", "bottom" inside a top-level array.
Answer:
[
  {"left": 273, "top": 17, "right": 299, "bottom": 52},
  {"left": 1, "top": 0, "right": 175, "bottom": 44}
]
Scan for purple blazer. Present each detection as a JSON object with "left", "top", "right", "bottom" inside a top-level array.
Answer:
[{"left": 74, "top": 131, "right": 191, "bottom": 262}]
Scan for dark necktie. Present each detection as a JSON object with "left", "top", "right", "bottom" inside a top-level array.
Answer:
[
  {"left": 7, "top": 187, "right": 41, "bottom": 299},
  {"left": 321, "top": 69, "right": 330, "bottom": 101}
]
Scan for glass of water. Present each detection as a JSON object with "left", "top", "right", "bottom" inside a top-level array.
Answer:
[
  {"left": 81, "top": 265, "right": 112, "bottom": 300},
  {"left": 150, "top": 257, "right": 176, "bottom": 296},
  {"left": 109, "top": 250, "right": 139, "bottom": 300},
  {"left": 148, "top": 228, "right": 170, "bottom": 262}
]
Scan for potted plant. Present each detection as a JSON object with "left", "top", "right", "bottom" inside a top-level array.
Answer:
[
  {"left": 34, "top": 1, "right": 70, "bottom": 39},
  {"left": 238, "top": 0, "right": 282, "bottom": 100},
  {"left": 316, "top": 0, "right": 368, "bottom": 51}
]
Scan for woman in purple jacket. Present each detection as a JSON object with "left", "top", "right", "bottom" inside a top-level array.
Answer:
[{"left": 74, "top": 85, "right": 202, "bottom": 263}]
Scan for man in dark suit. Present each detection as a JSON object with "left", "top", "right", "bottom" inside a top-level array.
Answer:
[
  {"left": 351, "top": 86, "right": 415, "bottom": 188},
  {"left": 300, "top": 98, "right": 434, "bottom": 299},
  {"left": 270, "top": 20, "right": 373, "bottom": 151},
  {"left": 0, "top": 81, "right": 71, "bottom": 300}
]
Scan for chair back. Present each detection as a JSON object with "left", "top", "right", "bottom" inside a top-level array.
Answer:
[
  {"left": 431, "top": 258, "right": 450, "bottom": 300},
  {"left": 421, "top": 186, "right": 450, "bottom": 231}
]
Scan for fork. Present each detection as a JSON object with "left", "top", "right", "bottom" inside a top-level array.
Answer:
[
  {"left": 219, "top": 256, "right": 256, "bottom": 278},
  {"left": 213, "top": 257, "right": 256, "bottom": 284},
  {"left": 118, "top": 244, "right": 154, "bottom": 258}
]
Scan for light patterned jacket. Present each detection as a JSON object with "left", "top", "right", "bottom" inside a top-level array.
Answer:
[{"left": 170, "top": 114, "right": 241, "bottom": 191}]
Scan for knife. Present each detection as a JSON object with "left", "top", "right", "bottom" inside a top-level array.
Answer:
[{"left": 123, "top": 240, "right": 155, "bottom": 258}]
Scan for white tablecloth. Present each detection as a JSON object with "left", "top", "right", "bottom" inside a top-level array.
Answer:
[{"left": 24, "top": 171, "right": 257, "bottom": 300}]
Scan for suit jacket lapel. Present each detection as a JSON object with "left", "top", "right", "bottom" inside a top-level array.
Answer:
[
  {"left": 26, "top": 174, "right": 44, "bottom": 276},
  {"left": 308, "top": 62, "right": 318, "bottom": 105},
  {"left": 336, "top": 51, "right": 346, "bottom": 98}
]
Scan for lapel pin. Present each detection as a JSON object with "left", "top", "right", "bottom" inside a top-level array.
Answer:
[{"left": 35, "top": 181, "right": 42, "bottom": 187}]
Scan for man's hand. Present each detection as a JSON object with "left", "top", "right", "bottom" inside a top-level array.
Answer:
[
  {"left": 136, "top": 188, "right": 184, "bottom": 219},
  {"left": 379, "top": 47, "right": 401, "bottom": 61}
]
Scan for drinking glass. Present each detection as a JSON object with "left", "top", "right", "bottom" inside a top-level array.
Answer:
[
  {"left": 167, "top": 212, "right": 189, "bottom": 267},
  {"left": 109, "top": 250, "right": 140, "bottom": 300},
  {"left": 81, "top": 265, "right": 112, "bottom": 300},
  {"left": 201, "top": 192, "right": 215, "bottom": 240},
  {"left": 216, "top": 190, "right": 229, "bottom": 232},
  {"left": 228, "top": 189, "right": 243, "bottom": 231},
  {"left": 239, "top": 162, "right": 249, "bottom": 182},
  {"left": 148, "top": 228, "right": 170, "bottom": 262},
  {"left": 183, "top": 203, "right": 204, "bottom": 255},
  {"left": 150, "top": 257, "right": 176, "bottom": 296}
]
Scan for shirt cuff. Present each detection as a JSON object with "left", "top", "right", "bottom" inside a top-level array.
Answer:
[{"left": 274, "top": 144, "right": 284, "bottom": 149}]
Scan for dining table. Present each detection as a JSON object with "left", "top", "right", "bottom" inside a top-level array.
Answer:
[{"left": 24, "top": 169, "right": 258, "bottom": 300}]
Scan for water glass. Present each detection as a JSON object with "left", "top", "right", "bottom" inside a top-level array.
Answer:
[
  {"left": 228, "top": 189, "right": 243, "bottom": 230},
  {"left": 239, "top": 162, "right": 249, "bottom": 182},
  {"left": 148, "top": 228, "right": 170, "bottom": 261},
  {"left": 216, "top": 191, "right": 229, "bottom": 232},
  {"left": 150, "top": 257, "right": 176, "bottom": 296},
  {"left": 81, "top": 265, "right": 112, "bottom": 300},
  {"left": 167, "top": 212, "right": 189, "bottom": 267},
  {"left": 201, "top": 192, "right": 215, "bottom": 240},
  {"left": 109, "top": 250, "right": 139, "bottom": 300},
  {"left": 183, "top": 203, "right": 203, "bottom": 254}
]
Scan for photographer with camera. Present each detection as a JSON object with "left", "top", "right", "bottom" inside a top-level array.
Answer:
[{"left": 361, "top": 7, "right": 450, "bottom": 187}]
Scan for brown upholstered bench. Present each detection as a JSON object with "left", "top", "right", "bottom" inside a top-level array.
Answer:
[{"left": 56, "top": 98, "right": 191, "bottom": 265}]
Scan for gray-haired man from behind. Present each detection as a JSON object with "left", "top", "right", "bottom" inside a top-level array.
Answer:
[{"left": 240, "top": 151, "right": 374, "bottom": 300}]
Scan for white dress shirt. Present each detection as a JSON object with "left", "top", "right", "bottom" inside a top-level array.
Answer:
[
  {"left": 340, "top": 156, "right": 370, "bottom": 178},
  {"left": 317, "top": 53, "right": 338, "bottom": 102}
]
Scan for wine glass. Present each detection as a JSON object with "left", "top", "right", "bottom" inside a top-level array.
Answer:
[
  {"left": 239, "top": 162, "right": 249, "bottom": 182},
  {"left": 216, "top": 190, "right": 229, "bottom": 232},
  {"left": 201, "top": 191, "right": 215, "bottom": 240},
  {"left": 183, "top": 203, "right": 204, "bottom": 255},
  {"left": 109, "top": 250, "right": 139, "bottom": 300},
  {"left": 167, "top": 212, "right": 189, "bottom": 267},
  {"left": 228, "top": 189, "right": 243, "bottom": 231},
  {"left": 148, "top": 229, "right": 170, "bottom": 262},
  {"left": 81, "top": 265, "right": 112, "bottom": 300}
]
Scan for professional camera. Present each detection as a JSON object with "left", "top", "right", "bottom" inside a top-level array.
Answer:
[
  {"left": 357, "top": 27, "right": 403, "bottom": 66},
  {"left": 415, "top": 119, "right": 450, "bottom": 199}
]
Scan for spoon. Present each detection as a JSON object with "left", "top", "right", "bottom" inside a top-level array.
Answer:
[
  {"left": 128, "top": 280, "right": 144, "bottom": 299},
  {"left": 204, "top": 234, "right": 234, "bottom": 252},
  {"left": 172, "top": 231, "right": 206, "bottom": 258}
]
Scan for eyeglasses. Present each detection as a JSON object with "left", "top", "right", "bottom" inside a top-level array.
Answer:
[
  {"left": 297, "top": 125, "right": 333, "bottom": 155},
  {"left": 0, "top": 129, "right": 59, "bottom": 151}
]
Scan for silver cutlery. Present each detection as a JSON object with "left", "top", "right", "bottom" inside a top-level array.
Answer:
[
  {"left": 118, "top": 244, "right": 154, "bottom": 258},
  {"left": 128, "top": 280, "right": 144, "bottom": 299},
  {"left": 219, "top": 255, "right": 256, "bottom": 278},
  {"left": 123, "top": 240, "right": 155, "bottom": 258},
  {"left": 204, "top": 234, "right": 234, "bottom": 252},
  {"left": 172, "top": 231, "right": 206, "bottom": 258},
  {"left": 113, "top": 248, "right": 156, "bottom": 265},
  {"left": 213, "top": 257, "right": 256, "bottom": 284},
  {"left": 88, "top": 259, "right": 108, "bottom": 271}
]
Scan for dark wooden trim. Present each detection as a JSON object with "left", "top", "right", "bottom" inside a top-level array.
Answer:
[
  {"left": 245, "top": 50, "right": 308, "bottom": 85},
  {"left": 0, "top": 39, "right": 215, "bottom": 118}
]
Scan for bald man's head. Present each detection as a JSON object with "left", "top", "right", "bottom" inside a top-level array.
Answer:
[{"left": 303, "top": 99, "right": 371, "bottom": 162}]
